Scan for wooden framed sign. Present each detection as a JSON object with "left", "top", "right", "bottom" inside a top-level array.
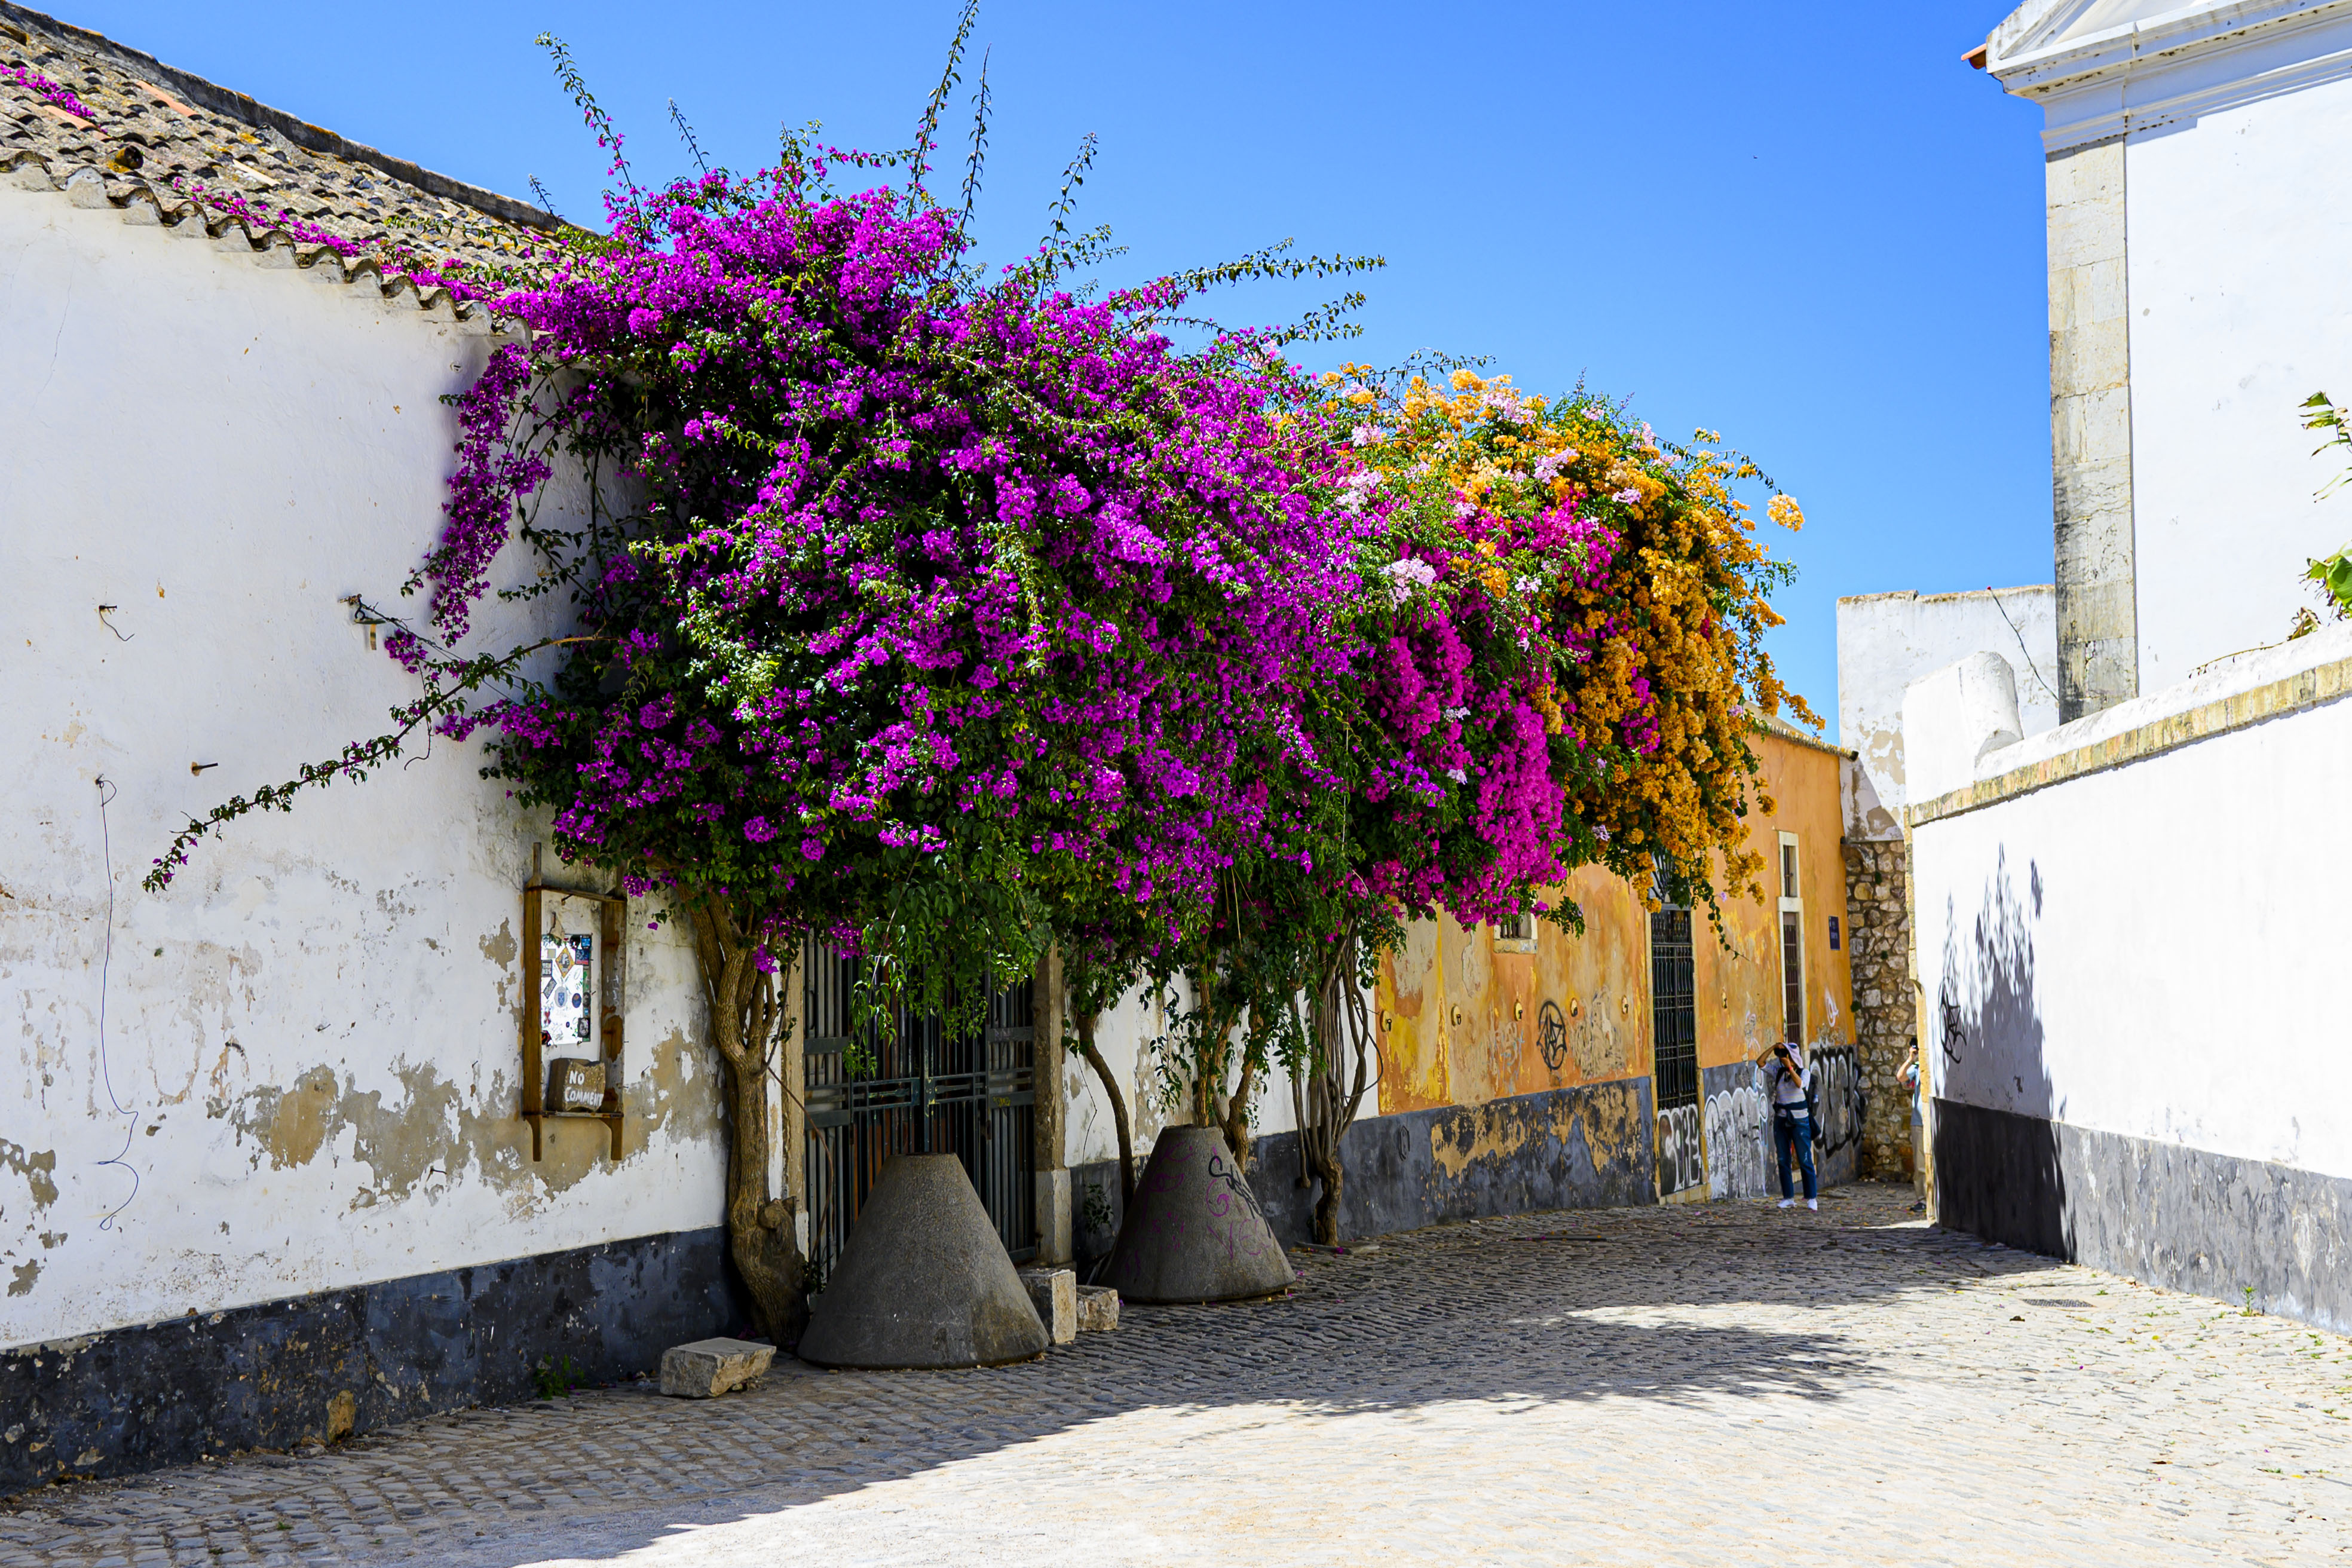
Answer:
[{"left": 520, "top": 856, "right": 626, "bottom": 1161}]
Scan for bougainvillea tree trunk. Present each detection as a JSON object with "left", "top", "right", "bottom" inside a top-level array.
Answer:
[
  {"left": 1215, "top": 1034, "right": 1263, "bottom": 1176},
  {"left": 1073, "top": 1009, "right": 1135, "bottom": 1211},
  {"left": 683, "top": 896, "right": 806, "bottom": 1345},
  {"left": 1294, "top": 931, "right": 1380, "bottom": 1246}
]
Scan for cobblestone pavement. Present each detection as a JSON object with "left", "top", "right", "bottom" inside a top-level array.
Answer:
[{"left": 5, "top": 1183, "right": 2350, "bottom": 1567}]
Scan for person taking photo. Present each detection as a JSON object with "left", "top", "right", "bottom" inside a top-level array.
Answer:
[{"left": 1753, "top": 1037, "right": 1817, "bottom": 1211}]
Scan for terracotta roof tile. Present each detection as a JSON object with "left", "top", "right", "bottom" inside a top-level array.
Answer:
[{"left": 1, "top": 0, "right": 560, "bottom": 314}]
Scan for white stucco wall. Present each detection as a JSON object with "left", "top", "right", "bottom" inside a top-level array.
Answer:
[
  {"left": 0, "top": 191, "right": 723, "bottom": 1349},
  {"left": 2126, "top": 57, "right": 2352, "bottom": 687},
  {"left": 1836, "top": 586, "right": 2059, "bottom": 816},
  {"left": 1910, "top": 622, "right": 2352, "bottom": 1179},
  {"left": 1062, "top": 979, "right": 1330, "bottom": 1172}
]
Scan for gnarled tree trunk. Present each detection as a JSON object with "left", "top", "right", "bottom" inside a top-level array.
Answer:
[
  {"left": 1073, "top": 1009, "right": 1135, "bottom": 1211},
  {"left": 1217, "top": 1039, "right": 1261, "bottom": 1175},
  {"left": 687, "top": 897, "right": 807, "bottom": 1346},
  {"left": 1293, "top": 931, "right": 1378, "bottom": 1245}
]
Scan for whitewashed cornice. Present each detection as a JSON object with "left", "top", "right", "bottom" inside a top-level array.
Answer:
[{"left": 1983, "top": 0, "right": 2352, "bottom": 152}]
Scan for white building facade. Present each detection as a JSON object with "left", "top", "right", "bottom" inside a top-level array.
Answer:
[
  {"left": 1884, "top": 0, "right": 2352, "bottom": 1330},
  {"left": 1984, "top": 0, "right": 2352, "bottom": 713},
  {"left": 0, "top": 11, "right": 751, "bottom": 1491}
]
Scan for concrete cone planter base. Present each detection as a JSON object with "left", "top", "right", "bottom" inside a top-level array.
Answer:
[
  {"left": 1103, "top": 1125, "right": 1298, "bottom": 1304},
  {"left": 796, "top": 1153, "right": 1048, "bottom": 1369}
]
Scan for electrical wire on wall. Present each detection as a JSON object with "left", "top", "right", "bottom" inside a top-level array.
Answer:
[
  {"left": 1986, "top": 586, "right": 2060, "bottom": 707},
  {"left": 92, "top": 776, "right": 141, "bottom": 1229}
]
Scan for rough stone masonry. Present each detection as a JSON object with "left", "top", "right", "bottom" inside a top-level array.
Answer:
[{"left": 1844, "top": 838, "right": 1915, "bottom": 1181}]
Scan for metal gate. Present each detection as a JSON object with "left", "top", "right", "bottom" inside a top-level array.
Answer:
[
  {"left": 802, "top": 940, "right": 1037, "bottom": 1285},
  {"left": 1650, "top": 905, "right": 1698, "bottom": 1111}
]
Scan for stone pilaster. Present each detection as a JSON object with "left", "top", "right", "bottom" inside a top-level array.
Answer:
[
  {"left": 2048, "top": 135, "right": 2137, "bottom": 719},
  {"left": 1033, "top": 948, "right": 1072, "bottom": 1264}
]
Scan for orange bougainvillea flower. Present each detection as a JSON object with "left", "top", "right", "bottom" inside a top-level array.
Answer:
[{"left": 1340, "top": 364, "right": 1818, "bottom": 918}]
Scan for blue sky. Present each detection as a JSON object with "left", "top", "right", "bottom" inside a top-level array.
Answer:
[{"left": 70, "top": 0, "right": 2051, "bottom": 737}]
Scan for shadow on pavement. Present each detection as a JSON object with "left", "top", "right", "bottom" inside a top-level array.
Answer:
[{"left": 1, "top": 1184, "right": 2065, "bottom": 1566}]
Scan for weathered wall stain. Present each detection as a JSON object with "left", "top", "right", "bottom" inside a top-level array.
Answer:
[
  {"left": 621, "top": 1025, "right": 700, "bottom": 1152},
  {"left": 210, "top": 1044, "right": 720, "bottom": 1207},
  {"left": 1427, "top": 1069, "right": 1645, "bottom": 1184},
  {"left": 1378, "top": 864, "right": 1652, "bottom": 1119},
  {"left": 480, "top": 918, "right": 519, "bottom": 1013},
  {"left": 344, "top": 1064, "right": 512, "bottom": 1206},
  {"left": 1569, "top": 989, "right": 1626, "bottom": 1080},
  {"left": 1370, "top": 725, "right": 1855, "bottom": 1203},
  {"left": 262, "top": 1066, "right": 341, "bottom": 1169},
  {"left": 1, "top": 1141, "right": 60, "bottom": 1209},
  {"left": 1240, "top": 1077, "right": 1656, "bottom": 1244},
  {"left": 1382, "top": 918, "right": 1450, "bottom": 1108},
  {"left": 7, "top": 1260, "right": 37, "bottom": 1297}
]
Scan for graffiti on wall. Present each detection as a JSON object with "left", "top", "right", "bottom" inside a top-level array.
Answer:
[
  {"left": 1532, "top": 991, "right": 1625, "bottom": 1082},
  {"left": 1705, "top": 1073, "right": 1769, "bottom": 1200},
  {"left": 1812, "top": 1043, "right": 1866, "bottom": 1157},
  {"left": 1656, "top": 1102, "right": 1705, "bottom": 1196},
  {"left": 1538, "top": 1000, "right": 1568, "bottom": 1071}
]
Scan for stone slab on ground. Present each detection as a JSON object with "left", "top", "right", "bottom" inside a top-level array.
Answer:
[
  {"left": 1016, "top": 1268, "right": 1076, "bottom": 1345},
  {"left": 8, "top": 1185, "right": 2352, "bottom": 1567},
  {"left": 1075, "top": 1284, "right": 1119, "bottom": 1333},
  {"left": 657, "top": 1337, "right": 774, "bottom": 1398}
]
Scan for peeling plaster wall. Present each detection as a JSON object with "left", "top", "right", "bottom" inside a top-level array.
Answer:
[
  {"left": 1360, "top": 727, "right": 1856, "bottom": 1207},
  {"left": 1376, "top": 868, "right": 1648, "bottom": 1116},
  {"left": 0, "top": 192, "right": 724, "bottom": 1354}
]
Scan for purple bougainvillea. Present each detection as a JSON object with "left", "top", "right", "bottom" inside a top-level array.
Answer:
[{"left": 6, "top": 63, "right": 103, "bottom": 127}]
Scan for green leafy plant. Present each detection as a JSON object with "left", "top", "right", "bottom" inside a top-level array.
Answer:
[
  {"left": 2296, "top": 393, "right": 2352, "bottom": 626},
  {"left": 533, "top": 1353, "right": 587, "bottom": 1399}
]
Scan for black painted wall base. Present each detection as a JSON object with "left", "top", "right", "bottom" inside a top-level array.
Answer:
[
  {"left": 1933, "top": 1099, "right": 2352, "bottom": 1334},
  {"left": 1071, "top": 1079, "right": 1658, "bottom": 1261},
  {"left": 1, "top": 1226, "right": 736, "bottom": 1497}
]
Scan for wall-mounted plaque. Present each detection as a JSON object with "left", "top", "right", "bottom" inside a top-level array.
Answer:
[{"left": 520, "top": 855, "right": 626, "bottom": 1160}]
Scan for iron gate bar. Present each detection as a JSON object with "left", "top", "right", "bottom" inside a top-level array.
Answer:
[{"left": 803, "top": 939, "right": 1037, "bottom": 1285}]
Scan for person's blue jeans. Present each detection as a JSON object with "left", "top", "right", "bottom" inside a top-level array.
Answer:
[{"left": 1774, "top": 1110, "right": 1817, "bottom": 1200}]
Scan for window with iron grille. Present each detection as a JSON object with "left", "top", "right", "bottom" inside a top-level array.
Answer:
[{"left": 1649, "top": 863, "right": 1698, "bottom": 1111}]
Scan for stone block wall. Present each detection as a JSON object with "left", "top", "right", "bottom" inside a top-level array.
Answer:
[{"left": 1844, "top": 838, "right": 1916, "bottom": 1180}]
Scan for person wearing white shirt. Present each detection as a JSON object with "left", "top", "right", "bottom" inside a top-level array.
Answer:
[{"left": 1753, "top": 1039, "right": 1817, "bottom": 1211}]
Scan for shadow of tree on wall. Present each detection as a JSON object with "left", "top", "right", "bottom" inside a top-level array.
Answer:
[{"left": 1931, "top": 847, "right": 2068, "bottom": 1260}]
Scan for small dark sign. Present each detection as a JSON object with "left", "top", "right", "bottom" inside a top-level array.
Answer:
[{"left": 1827, "top": 916, "right": 1841, "bottom": 951}]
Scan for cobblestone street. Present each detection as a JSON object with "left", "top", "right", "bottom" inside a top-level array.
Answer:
[{"left": 5, "top": 1184, "right": 2347, "bottom": 1567}]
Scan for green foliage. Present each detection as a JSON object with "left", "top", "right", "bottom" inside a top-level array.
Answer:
[
  {"left": 532, "top": 1353, "right": 587, "bottom": 1399},
  {"left": 2297, "top": 392, "right": 2352, "bottom": 624}
]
